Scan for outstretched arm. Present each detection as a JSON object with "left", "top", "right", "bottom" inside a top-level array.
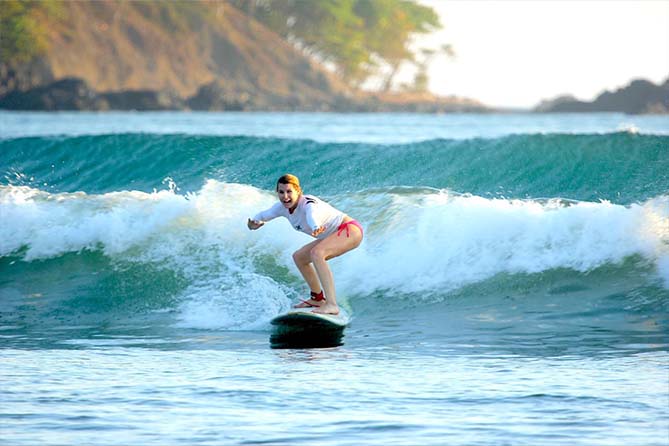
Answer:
[{"left": 248, "top": 202, "right": 282, "bottom": 230}]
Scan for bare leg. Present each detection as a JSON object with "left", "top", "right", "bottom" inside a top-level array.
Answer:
[
  {"left": 310, "top": 224, "right": 363, "bottom": 314},
  {"left": 292, "top": 239, "right": 324, "bottom": 307},
  {"left": 309, "top": 252, "right": 338, "bottom": 312}
]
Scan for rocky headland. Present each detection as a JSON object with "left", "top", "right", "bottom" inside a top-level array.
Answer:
[
  {"left": 534, "top": 78, "right": 669, "bottom": 115},
  {"left": 1, "top": 1, "right": 665, "bottom": 114},
  {"left": 0, "top": 1, "right": 485, "bottom": 113}
]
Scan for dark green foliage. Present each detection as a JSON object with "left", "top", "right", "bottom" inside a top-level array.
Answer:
[
  {"left": 1, "top": 0, "right": 441, "bottom": 89},
  {"left": 230, "top": 0, "right": 441, "bottom": 86},
  {"left": 1, "top": 1, "right": 46, "bottom": 63}
]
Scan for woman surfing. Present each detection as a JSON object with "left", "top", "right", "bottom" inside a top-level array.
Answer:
[{"left": 247, "top": 174, "right": 363, "bottom": 315}]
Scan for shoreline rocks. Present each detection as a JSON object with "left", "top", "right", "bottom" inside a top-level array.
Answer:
[
  {"left": 0, "top": 77, "right": 489, "bottom": 113},
  {"left": 535, "top": 78, "right": 669, "bottom": 115}
]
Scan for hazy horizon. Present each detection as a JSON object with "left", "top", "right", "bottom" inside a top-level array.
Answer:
[{"left": 415, "top": 0, "right": 669, "bottom": 108}]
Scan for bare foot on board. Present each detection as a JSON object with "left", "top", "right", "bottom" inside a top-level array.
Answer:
[{"left": 312, "top": 303, "right": 340, "bottom": 315}]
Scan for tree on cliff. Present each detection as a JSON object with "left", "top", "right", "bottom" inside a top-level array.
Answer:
[
  {"left": 1, "top": 0, "right": 470, "bottom": 111},
  {"left": 0, "top": 0, "right": 52, "bottom": 63},
  {"left": 230, "top": 0, "right": 441, "bottom": 89},
  {"left": 2, "top": 0, "right": 441, "bottom": 92}
]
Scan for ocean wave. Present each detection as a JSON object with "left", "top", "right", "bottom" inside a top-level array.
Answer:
[
  {"left": 2, "top": 132, "right": 668, "bottom": 205},
  {"left": 1, "top": 181, "right": 667, "bottom": 329},
  {"left": 3, "top": 182, "right": 666, "bottom": 268}
]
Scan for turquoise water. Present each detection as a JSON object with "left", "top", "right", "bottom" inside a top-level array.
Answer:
[{"left": 1, "top": 111, "right": 668, "bottom": 445}]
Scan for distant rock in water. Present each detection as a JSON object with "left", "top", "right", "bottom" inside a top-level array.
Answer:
[
  {"left": 535, "top": 78, "right": 669, "bottom": 114},
  {"left": 187, "top": 81, "right": 252, "bottom": 111},
  {"left": 534, "top": 95, "right": 580, "bottom": 113},
  {"left": 185, "top": 79, "right": 341, "bottom": 112},
  {"left": 0, "top": 77, "right": 187, "bottom": 111},
  {"left": 0, "top": 1, "right": 487, "bottom": 113},
  {"left": 0, "top": 78, "right": 107, "bottom": 111},
  {"left": 0, "top": 76, "right": 487, "bottom": 113},
  {"left": 101, "top": 89, "right": 184, "bottom": 111}
]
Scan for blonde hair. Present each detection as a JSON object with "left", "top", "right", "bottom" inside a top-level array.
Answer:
[{"left": 276, "top": 174, "right": 301, "bottom": 193}]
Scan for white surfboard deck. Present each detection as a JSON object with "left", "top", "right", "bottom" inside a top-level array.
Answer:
[{"left": 270, "top": 307, "right": 349, "bottom": 328}]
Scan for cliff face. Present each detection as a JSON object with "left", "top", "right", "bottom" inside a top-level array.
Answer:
[
  {"left": 535, "top": 78, "right": 669, "bottom": 114},
  {"left": 0, "top": 1, "right": 351, "bottom": 109},
  {"left": 0, "top": 1, "right": 487, "bottom": 112}
]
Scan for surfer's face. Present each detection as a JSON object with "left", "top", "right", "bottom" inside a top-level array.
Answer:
[{"left": 277, "top": 183, "right": 300, "bottom": 210}]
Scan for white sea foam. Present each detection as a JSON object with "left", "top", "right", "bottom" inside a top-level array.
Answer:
[
  {"left": 0, "top": 181, "right": 306, "bottom": 329},
  {"left": 1, "top": 182, "right": 667, "bottom": 329},
  {"left": 338, "top": 191, "right": 668, "bottom": 297},
  {"left": 0, "top": 185, "right": 192, "bottom": 259}
]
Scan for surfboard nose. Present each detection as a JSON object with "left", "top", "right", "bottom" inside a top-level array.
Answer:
[{"left": 269, "top": 310, "right": 348, "bottom": 349}]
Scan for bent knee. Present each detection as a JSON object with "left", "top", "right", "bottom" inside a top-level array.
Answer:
[
  {"left": 293, "top": 249, "right": 310, "bottom": 265},
  {"left": 309, "top": 245, "right": 326, "bottom": 261}
]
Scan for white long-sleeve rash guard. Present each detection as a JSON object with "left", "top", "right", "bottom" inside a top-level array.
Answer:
[{"left": 253, "top": 194, "right": 345, "bottom": 239}]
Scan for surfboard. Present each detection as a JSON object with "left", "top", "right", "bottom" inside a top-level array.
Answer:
[
  {"left": 270, "top": 308, "right": 349, "bottom": 349},
  {"left": 271, "top": 307, "right": 349, "bottom": 328}
]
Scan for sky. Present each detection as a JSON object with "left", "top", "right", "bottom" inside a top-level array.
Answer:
[{"left": 415, "top": 0, "right": 669, "bottom": 109}]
